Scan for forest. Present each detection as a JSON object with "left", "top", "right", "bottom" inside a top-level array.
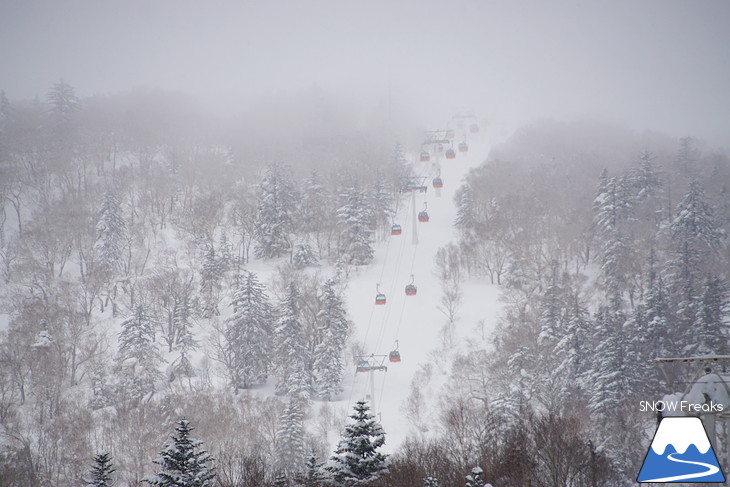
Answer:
[{"left": 1, "top": 83, "right": 729, "bottom": 487}]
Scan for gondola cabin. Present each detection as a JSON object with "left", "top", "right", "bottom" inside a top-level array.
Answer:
[
  {"left": 357, "top": 361, "right": 371, "bottom": 373},
  {"left": 391, "top": 224, "right": 402, "bottom": 235},
  {"left": 405, "top": 284, "right": 417, "bottom": 296},
  {"left": 470, "top": 123, "right": 479, "bottom": 134},
  {"left": 389, "top": 350, "right": 401, "bottom": 363},
  {"left": 446, "top": 130, "right": 455, "bottom": 139},
  {"left": 435, "top": 144, "right": 444, "bottom": 153},
  {"left": 418, "top": 211, "right": 429, "bottom": 222},
  {"left": 432, "top": 177, "right": 443, "bottom": 189},
  {"left": 420, "top": 151, "right": 430, "bottom": 162},
  {"left": 458, "top": 142, "right": 469, "bottom": 152},
  {"left": 375, "top": 293, "right": 387, "bottom": 305},
  {"left": 445, "top": 149, "right": 456, "bottom": 159}
]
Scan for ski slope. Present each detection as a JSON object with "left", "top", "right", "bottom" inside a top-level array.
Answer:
[{"left": 337, "top": 126, "right": 504, "bottom": 451}]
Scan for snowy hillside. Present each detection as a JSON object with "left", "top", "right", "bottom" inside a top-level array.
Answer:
[{"left": 340, "top": 127, "right": 503, "bottom": 450}]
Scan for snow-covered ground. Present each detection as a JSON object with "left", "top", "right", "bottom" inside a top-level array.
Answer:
[{"left": 334, "top": 126, "right": 506, "bottom": 451}]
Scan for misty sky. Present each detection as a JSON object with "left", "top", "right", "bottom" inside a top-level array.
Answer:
[{"left": 1, "top": 0, "right": 729, "bottom": 144}]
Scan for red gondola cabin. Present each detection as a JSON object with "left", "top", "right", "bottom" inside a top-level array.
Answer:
[
  {"left": 405, "top": 284, "right": 417, "bottom": 296},
  {"left": 391, "top": 224, "right": 402, "bottom": 235},
  {"left": 418, "top": 211, "right": 429, "bottom": 222},
  {"left": 458, "top": 142, "right": 469, "bottom": 152},
  {"left": 420, "top": 151, "right": 430, "bottom": 162},
  {"left": 375, "top": 293, "right": 387, "bottom": 305},
  {"left": 389, "top": 351, "right": 401, "bottom": 363},
  {"left": 432, "top": 177, "right": 443, "bottom": 189},
  {"left": 445, "top": 149, "right": 456, "bottom": 159}
]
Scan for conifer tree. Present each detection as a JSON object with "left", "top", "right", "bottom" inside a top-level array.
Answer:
[
  {"left": 302, "top": 455, "right": 327, "bottom": 487},
  {"left": 694, "top": 276, "right": 729, "bottom": 355},
  {"left": 86, "top": 451, "right": 116, "bottom": 487},
  {"left": 275, "top": 283, "right": 312, "bottom": 397},
  {"left": 144, "top": 419, "right": 215, "bottom": 487},
  {"left": 255, "top": 164, "right": 299, "bottom": 259},
  {"left": 338, "top": 186, "right": 374, "bottom": 265},
  {"left": 423, "top": 476, "right": 440, "bottom": 487},
  {"left": 276, "top": 397, "right": 306, "bottom": 478},
  {"left": 327, "top": 400, "right": 388, "bottom": 486},
  {"left": 116, "top": 304, "right": 163, "bottom": 401},
  {"left": 95, "top": 191, "right": 127, "bottom": 277},
  {"left": 588, "top": 308, "right": 628, "bottom": 422},
  {"left": 224, "top": 271, "right": 273, "bottom": 390},
  {"left": 464, "top": 466, "right": 486, "bottom": 487},
  {"left": 670, "top": 179, "right": 721, "bottom": 330},
  {"left": 313, "top": 278, "right": 350, "bottom": 400}
]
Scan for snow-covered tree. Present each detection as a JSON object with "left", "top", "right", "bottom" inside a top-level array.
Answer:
[
  {"left": 293, "top": 243, "right": 319, "bottom": 269},
  {"left": 588, "top": 308, "right": 628, "bottom": 422},
  {"left": 593, "top": 173, "right": 636, "bottom": 309},
  {"left": 223, "top": 271, "right": 273, "bottom": 390},
  {"left": 423, "top": 476, "right": 441, "bottom": 487},
  {"left": 144, "top": 419, "right": 215, "bottom": 487},
  {"left": 553, "top": 294, "right": 591, "bottom": 395},
  {"left": 47, "top": 79, "right": 79, "bottom": 120},
  {"left": 327, "top": 400, "right": 388, "bottom": 486},
  {"left": 255, "top": 164, "right": 299, "bottom": 259},
  {"left": 670, "top": 179, "right": 721, "bottom": 330},
  {"left": 276, "top": 397, "right": 306, "bottom": 478},
  {"left": 116, "top": 304, "right": 162, "bottom": 401},
  {"left": 275, "top": 283, "right": 312, "bottom": 397},
  {"left": 338, "top": 186, "right": 374, "bottom": 265},
  {"left": 464, "top": 466, "right": 487, "bottom": 487},
  {"left": 85, "top": 451, "right": 116, "bottom": 487},
  {"left": 302, "top": 455, "right": 327, "bottom": 487},
  {"left": 694, "top": 276, "right": 729, "bottom": 355},
  {"left": 313, "top": 278, "right": 350, "bottom": 400},
  {"left": 200, "top": 245, "right": 223, "bottom": 317},
  {"left": 95, "top": 192, "right": 127, "bottom": 277}
]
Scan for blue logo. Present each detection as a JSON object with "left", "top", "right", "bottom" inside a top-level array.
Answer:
[{"left": 637, "top": 416, "right": 725, "bottom": 483}]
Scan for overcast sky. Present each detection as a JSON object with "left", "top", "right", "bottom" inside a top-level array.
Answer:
[{"left": 1, "top": 0, "right": 729, "bottom": 144}]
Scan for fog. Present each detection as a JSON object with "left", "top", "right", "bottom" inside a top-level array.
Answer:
[{"left": 1, "top": 0, "right": 729, "bottom": 143}]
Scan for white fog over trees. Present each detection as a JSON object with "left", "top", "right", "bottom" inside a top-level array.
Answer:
[{"left": 1, "top": 1, "right": 730, "bottom": 486}]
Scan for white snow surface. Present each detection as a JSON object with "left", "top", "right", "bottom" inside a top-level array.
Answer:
[
  {"left": 334, "top": 128, "right": 504, "bottom": 451},
  {"left": 650, "top": 417, "right": 712, "bottom": 455}
]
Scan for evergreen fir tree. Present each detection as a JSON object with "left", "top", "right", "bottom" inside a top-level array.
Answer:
[
  {"left": 423, "top": 476, "right": 440, "bottom": 487},
  {"left": 200, "top": 245, "right": 222, "bottom": 317},
  {"left": 464, "top": 466, "right": 486, "bottom": 487},
  {"left": 593, "top": 174, "right": 635, "bottom": 309},
  {"left": 694, "top": 277, "right": 729, "bottom": 355},
  {"left": 86, "top": 451, "right": 116, "bottom": 487},
  {"left": 95, "top": 191, "right": 127, "bottom": 277},
  {"left": 275, "top": 283, "right": 312, "bottom": 397},
  {"left": 536, "top": 262, "right": 564, "bottom": 353},
  {"left": 47, "top": 79, "right": 79, "bottom": 119},
  {"left": 302, "top": 455, "right": 327, "bottom": 487},
  {"left": 293, "top": 243, "right": 319, "bottom": 269},
  {"left": 173, "top": 295, "right": 197, "bottom": 353},
  {"left": 224, "top": 271, "right": 273, "bottom": 390},
  {"left": 144, "top": 419, "right": 215, "bottom": 487},
  {"left": 338, "top": 186, "right": 375, "bottom": 265},
  {"left": 553, "top": 293, "right": 591, "bottom": 395},
  {"left": 327, "top": 400, "right": 388, "bottom": 486},
  {"left": 588, "top": 308, "right": 628, "bottom": 422},
  {"left": 254, "top": 164, "right": 299, "bottom": 259},
  {"left": 276, "top": 397, "right": 306, "bottom": 478},
  {"left": 313, "top": 278, "right": 350, "bottom": 400},
  {"left": 116, "top": 304, "right": 163, "bottom": 402},
  {"left": 670, "top": 179, "right": 721, "bottom": 331}
]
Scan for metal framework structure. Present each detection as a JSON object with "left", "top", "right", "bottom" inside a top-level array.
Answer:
[{"left": 355, "top": 354, "right": 388, "bottom": 410}]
